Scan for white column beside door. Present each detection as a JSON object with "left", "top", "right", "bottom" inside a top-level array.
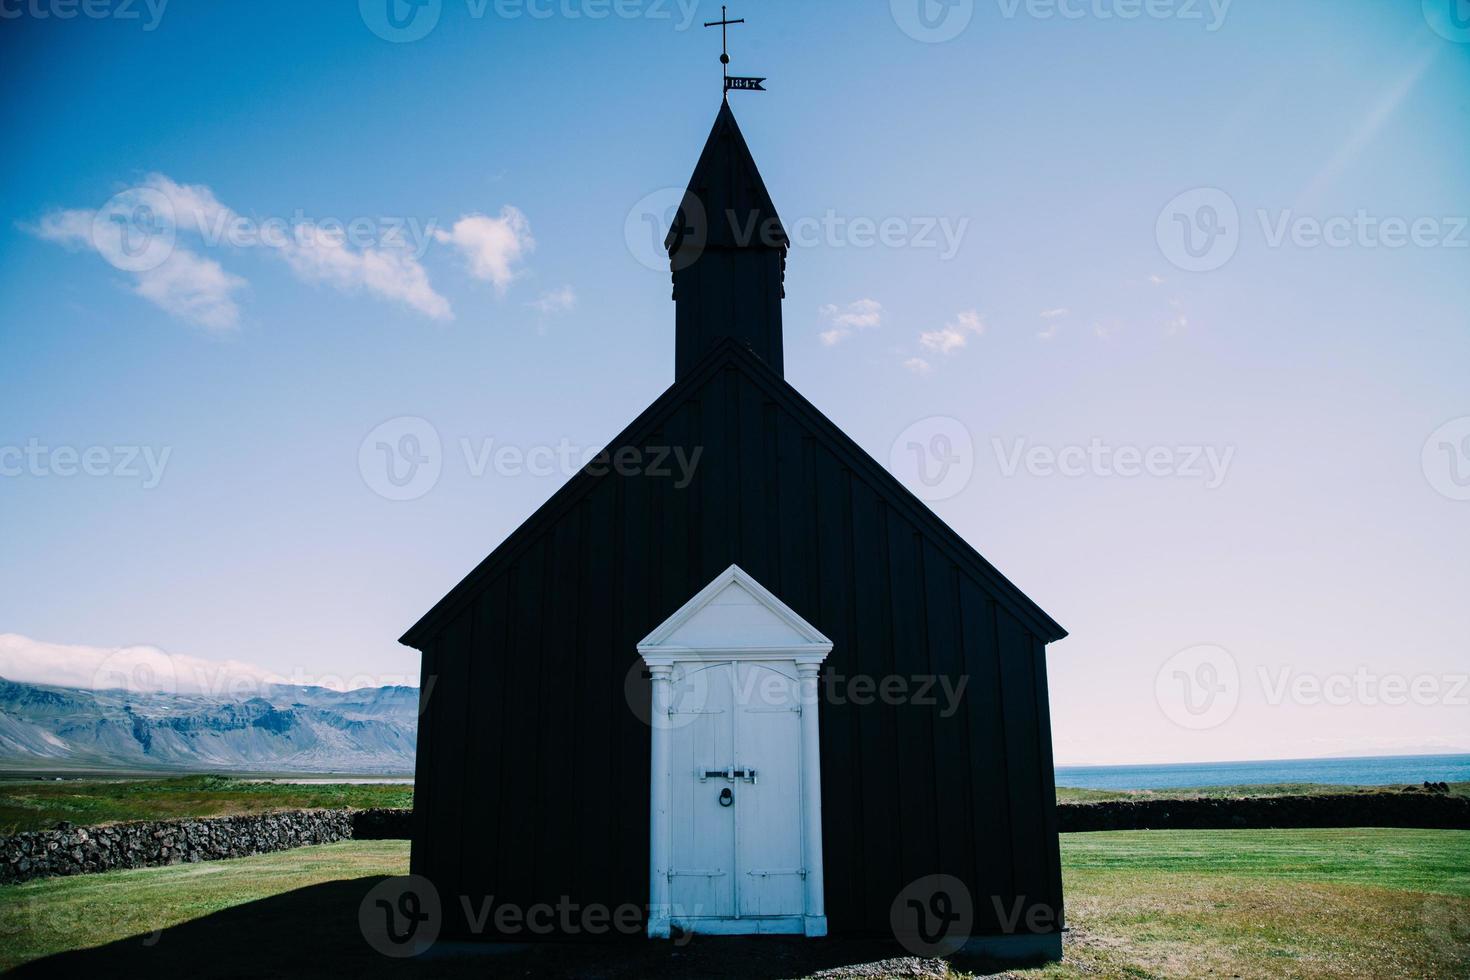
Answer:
[{"left": 646, "top": 663, "right": 674, "bottom": 939}]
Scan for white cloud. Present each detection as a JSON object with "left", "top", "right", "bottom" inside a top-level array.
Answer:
[
  {"left": 528, "top": 285, "right": 577, "bottom": 315},
  {"left": 142, "top": 173, "right": 233, "bottom": 238},
  {"left": 434, "top": 207, "right": 534, "bottom": 294},
  {"left": 1165, "top": 300, "right": 1189, "bottom": 336},
  {"left": 30, "top": 208, "right": 95, "bottom": 249},
  {"left": 818, "top": 298, "right": 883, "bottom": 346},
  {"left": 1039, "top": 307, "right": 1069, "bottom": 319},
  {"left": 1037, "top": 322, "right": 1059, "bottom": 342},
  {"left": 1148, "top": 274, "right": 1165, "bottom": 285},
  {"left": 28, "top": 201, "right": 245, "bottom": 332},
  {"left": 282, "top": 223, "right": 451, "bottom": 320},
  {"left": 28, "top": 173, "right": 468, "bottom": 327},
  {"left": 919, "top": 309, "right": 984, "bottom": 355},
  {"left": 0, "top": 633, "right": 285, "bottom": 696},
  {"left": 903, "top": 357, "right": 932, "bottom": 375},
  {"left": 133, "top": 249, "right": 247, "bottom": 331}
]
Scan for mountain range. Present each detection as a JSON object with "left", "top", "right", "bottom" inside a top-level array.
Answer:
[{"left": 0, "top": 676, "right": 418, "bottom": 773}]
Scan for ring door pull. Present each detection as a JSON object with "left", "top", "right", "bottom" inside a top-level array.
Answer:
[{"left": 719, "top": 787, "right": 734, "bottom": 807}]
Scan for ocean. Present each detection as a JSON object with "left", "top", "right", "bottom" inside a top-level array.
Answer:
[{"left": 1054, "top": 753, "right": 1470, "bottom": 790}]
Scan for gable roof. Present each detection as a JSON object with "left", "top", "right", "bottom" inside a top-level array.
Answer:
[
  {"left": 637, "top": 564, "right": 835, "bottom": 656},
  {"left": 400, "top": 339, "right": 1067, "bottom": 649}
]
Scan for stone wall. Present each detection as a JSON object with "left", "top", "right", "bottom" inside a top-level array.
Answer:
[
  {"left": 348, "top": 807, "right": 412, "bottom": 840},
  {"left": 1057, "top": 792, "right": 1470, "bottom": 832},
  {"left": 1, "top": 809, "right": 354, "bottom": 885},
  {"left": 5, "top": 793, "right": 1466, "bottom": 886}
]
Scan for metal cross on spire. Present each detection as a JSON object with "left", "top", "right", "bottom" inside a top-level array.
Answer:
[{"left": 704, "top": 5, "right": 766, "bottom": 96}]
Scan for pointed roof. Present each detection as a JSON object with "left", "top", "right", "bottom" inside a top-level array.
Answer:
[
  {"left": 666, "top": 101, "right": 787, "bottom": 254},
  {"left": 399, "top": 339, "right": 1067, "bottom": 650},
  {"left": 638, "top": 565, "right": 834, "bottom": 658}
]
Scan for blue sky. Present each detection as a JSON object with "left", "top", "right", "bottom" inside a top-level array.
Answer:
[{"left": 2, "top": 1, "right": 1468, "bottom": 764}]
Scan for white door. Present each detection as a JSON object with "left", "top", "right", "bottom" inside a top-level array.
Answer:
[{"left": 668, "top": 660, "right": 805, "bottom": 926}]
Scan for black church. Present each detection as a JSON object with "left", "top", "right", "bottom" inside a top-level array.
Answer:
[{"left": 402, "top": 98, "right": 1067, "bottom": 962}]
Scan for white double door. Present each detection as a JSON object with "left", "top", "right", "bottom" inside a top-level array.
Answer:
[{"left": 667, "top": 659, "right": 805, "bottom": 927}]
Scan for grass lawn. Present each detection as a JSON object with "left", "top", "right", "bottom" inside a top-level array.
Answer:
[
  {"left": 0, "top": 775, "right": 412, "bottom": 835},
  {"left": 1, "top": 829, "right": 1465, "bottom": 978}
]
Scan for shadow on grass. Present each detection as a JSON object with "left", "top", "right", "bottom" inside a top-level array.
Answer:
[{"left": 9, "top": 876, "right": 972, "bottom": 979}]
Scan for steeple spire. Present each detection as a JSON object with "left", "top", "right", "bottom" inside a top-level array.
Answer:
[{"left": 665, "top": 101, "right": 787, "bottom": 378}]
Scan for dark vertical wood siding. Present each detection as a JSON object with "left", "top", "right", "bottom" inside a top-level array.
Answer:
[{"left": 410, "top": 359, "right": 1063, "bottom": 940}]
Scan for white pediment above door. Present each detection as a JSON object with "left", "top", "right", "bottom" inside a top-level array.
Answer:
[{"left": 637, "top": 565, "right": 834, "bottom": 661}]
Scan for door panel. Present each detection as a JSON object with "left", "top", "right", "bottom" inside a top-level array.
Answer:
[
  {"left": 669, "top": 662, "right": 735, "bottom": 919},
  {"left": 733, "top": 661, "right": 804, "bottom": 918}
]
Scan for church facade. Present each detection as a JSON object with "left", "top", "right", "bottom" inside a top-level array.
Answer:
[{"left": 402, "top": 101, "right": 1067, "bottom": 961}]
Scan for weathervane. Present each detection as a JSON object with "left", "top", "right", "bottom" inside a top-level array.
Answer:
[{"left": 704, "top": 5, "right": 766, "bottom": 96}]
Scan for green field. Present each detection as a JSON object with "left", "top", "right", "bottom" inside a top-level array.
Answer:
[
  {"left": 3, "top": 775, "right": 1463, "bottom": 835},
  {"left": 0, "top": 775, "right": 412, "bottom": 835},
  {"left": 1, "top": 829, "right": 1465, "bottom": 978}
]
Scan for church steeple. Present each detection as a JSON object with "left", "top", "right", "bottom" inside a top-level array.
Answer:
[{"left": 666, "top": 101, "right": 787, "bottom": 378}]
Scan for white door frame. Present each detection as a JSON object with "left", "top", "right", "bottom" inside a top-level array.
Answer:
[{"left": 638, "top": 565, "right": 833, "bottom": 939}]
